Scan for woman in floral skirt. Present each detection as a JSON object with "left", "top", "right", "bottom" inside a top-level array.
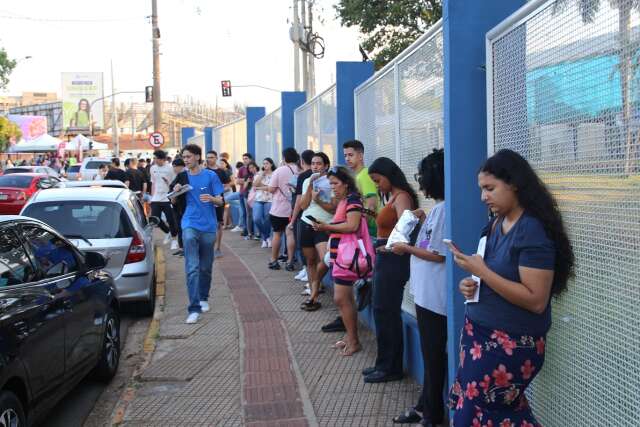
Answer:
[{"left": 447, "top": 149, "right": 574, "bottom": 426}]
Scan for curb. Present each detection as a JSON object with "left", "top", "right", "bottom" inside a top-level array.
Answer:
[{"left": 111, "top": 247, "right": 166, "bottom": 426}]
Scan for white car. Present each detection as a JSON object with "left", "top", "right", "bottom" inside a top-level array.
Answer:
[
  {"left": 21, "top": 186, "right": 158, "bottom": 315},
  {"left": 78, "top": 157, "right": 112, "bottom": 181}
]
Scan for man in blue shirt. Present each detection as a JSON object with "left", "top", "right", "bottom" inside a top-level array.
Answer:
[{"left": 173, "top": 144, "right": 224, "bottom": 324}]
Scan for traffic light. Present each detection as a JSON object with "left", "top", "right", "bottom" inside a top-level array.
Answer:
[
  {"left": 145, "top": 86, "right": 153, "bottom": 103},
  {"left": 221, "top": 80, "right": 232, "bottom": 97}
]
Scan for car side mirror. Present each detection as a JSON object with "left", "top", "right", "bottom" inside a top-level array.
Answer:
[
  {"left": 148, "top": 216, "right": 160, "bottom": 227},
  {"left": 84, "top": 251, "right": 107, "bottom": 270}
]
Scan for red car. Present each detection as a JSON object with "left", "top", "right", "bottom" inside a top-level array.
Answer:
[{"left": 0, "top": 173, "right": 59, "bottom": 214}]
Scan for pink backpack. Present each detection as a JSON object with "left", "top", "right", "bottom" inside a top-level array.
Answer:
[{"left": 332, "top": 216, "right": 376, "bottom": 282}]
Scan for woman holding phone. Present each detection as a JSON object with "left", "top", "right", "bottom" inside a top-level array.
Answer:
[
  {"left": 252, "top": 158, "right": 276, "bottom": 248},
  {"left": 312, "top": 166, "right": 362, "bottom": 356},
  {"left": 362, "top": 157, "right": 418, "bottom": 383},
  {"left": 447, "top": 149, "right": 574, "bottom": 426}
]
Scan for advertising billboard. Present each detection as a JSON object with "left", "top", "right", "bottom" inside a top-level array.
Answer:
[
  {"left": 61, "top": 72, "right": 104, "bottom": 133},
  {"left": 7, "top": 115, "right": 48, "bottom": 141}
]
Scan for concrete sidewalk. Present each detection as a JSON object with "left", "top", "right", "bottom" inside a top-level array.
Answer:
[{"left": 118, "top": 233, "right": 420, "bottom": 426}]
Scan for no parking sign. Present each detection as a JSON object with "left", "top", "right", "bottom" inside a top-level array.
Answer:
[{"left": 148, "top": 132, "right": 165, "bottom": 148}]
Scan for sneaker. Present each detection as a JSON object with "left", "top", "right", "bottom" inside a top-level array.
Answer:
[
  {"left": 266, "top": 238, "right": 272, "bottom": 248},
  {"left": 321, "top": 316, "right": 346, "bottom": 333},
  {"left": 253, "top": 235, "right": 261, "bottom": 241},
  {"left": 214, "top": 250, "right": 223, "bottom": 258},
  {"left": 186, "top": 313, "right": 199, "bottom": 324},
  {"left": 301, "top": 287, "right": 311, "bottom": 296},
  {"left": 243, "top": 235, "right": 251, "bottom": 241},
  {"left": 268, "top": 260, "right": 281, "bottom": 270},
  {"left": 200, "top": 301, "right": 210, "bottom": 312},
  {"left": 170, "top": 240, "right": 179, "bottom": 250},
  {"left": 285, "top": 262, "right": 296, "bottom": 272},
  {"left": 261, "top": 241, "right": 268, "bottom": 248},
  {"left": 163, "top": 234, "right": 171, "bottom": 245},
  {"left": 294, "top": 268, "right": 307, "bottom": 281},
  {"left": 231, "top": 226, "right": 243, "bottom": 232},
  {"left": 278, "top": 255, "right": 288, "bottom": 262},
  {"left": 240, "top": 231, "right": 249, "bottom": 237},
  {"left": 172, "top": 249, "right": 184, "bottom": 256}
]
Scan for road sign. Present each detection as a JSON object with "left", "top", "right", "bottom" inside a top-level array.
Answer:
[
  {"left": 148, "top": 132, "right": 165, "bottom": 148},
  {"left": 221, "top": 80, "right": 232, "bottom": 97}
]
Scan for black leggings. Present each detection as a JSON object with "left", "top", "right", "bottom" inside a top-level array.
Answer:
[
  {"left": 415, "top": 305, "right": 447, "bottom": 425},
  {"left": 151, "top": 202, "right": 178, "bottom": 237}
]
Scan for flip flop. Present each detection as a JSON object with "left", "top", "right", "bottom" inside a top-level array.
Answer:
[{"left": 331, "top": 340, "right": 347, "bottom": 349}]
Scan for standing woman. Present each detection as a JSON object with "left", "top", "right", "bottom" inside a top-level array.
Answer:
[
  {"left": 448, "top": 149, "right": 574, "bottom": 426},
  {"left": 312, "top": 166, "right": 363, "bottom": 356},
  {"left": 252, "top": 158, "right": 275, "bottom": 248},
  {"left": 243, "top": 161, "right": 259, "bottom": 240},
  {"left": 363, "top": 157, "right": 419, "bottom": 383}
]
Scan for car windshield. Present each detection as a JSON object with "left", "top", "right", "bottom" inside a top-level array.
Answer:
[
  {"left": 4, "top": 168, "right": 31, "bottom": 175},
  {"left": 22, "top": 201, "right": 134, "bottom": 239},
  {"left": 85, "top": 161, "right": 110, "bottom": 169},
  {"left": 0, "top": 175, "right": 33, "bottom": 188}
]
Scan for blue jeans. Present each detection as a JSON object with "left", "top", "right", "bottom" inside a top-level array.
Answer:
[
  {"left": 183, "top": 228, "right": 216, "bottom": 314},
  {"left": 252, "top": 201, "right": 272, "bottom": 241},
  {"left": 226, "top": 191, "right": 244, "bottom": 227}
]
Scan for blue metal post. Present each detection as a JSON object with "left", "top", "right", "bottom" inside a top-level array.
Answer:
[
  {"left": 336, "top": 61, "right": 374, "bottom": 165},
  {"left": 443, "top": 0, "right": 526, "bottom": 387},
  {"left": 204, "top": 127, "right": 213, "bottom": 153},
  {"left": 246, "top": 107, "right": 266, "bottom": 158},
  {"left": 281, "top": 92, "right": 306, "bottom": 150},
  {"left": 181, "top": 127, "right": 195, "bottom": 148}
]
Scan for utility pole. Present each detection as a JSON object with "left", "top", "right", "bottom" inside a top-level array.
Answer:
[
  {"left": 111, "top": 60, "right": 119, "bottom": 157},
  {"left": 307, "top": 0, "right": 316, "bottom": 98},
  {"left": 293, "top": 0, "right": 300, "bottom": 91},
  {"left": 151, "top": 0, "right": 162, "bottom": 133},
  {"left": 300, "top": 0, "right": 308, "bottom": 94}
]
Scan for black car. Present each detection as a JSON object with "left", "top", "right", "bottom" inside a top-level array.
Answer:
[{"left": 0, "top": 215, "right": 120, "bottom": 426}]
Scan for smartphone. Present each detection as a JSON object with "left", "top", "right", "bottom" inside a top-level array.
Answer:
[
  {"left": 442, "top": 239, "right": 461, "bottom": 252},
  {"left": 305, "top": 215, "right": 319, "bottom": 223}
]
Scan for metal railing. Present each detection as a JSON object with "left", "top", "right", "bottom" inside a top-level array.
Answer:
[
  {"left": 354, "top": 20, "right": 444, "bottom": 317},
  {"left": 294, "top": 84, "right": 338, "bottom": 164},
  {"left": 212, "top": 117, "right": 247, "bottom": 164},
  {"left": 487, "top": 0, "right": 640, "bottom": 425},
  {"left": 255, "top": 108, "right": 283, "bottom": 164}
]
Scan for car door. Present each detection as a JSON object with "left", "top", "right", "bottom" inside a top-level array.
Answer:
[
  {"left": 20, "top": 224, "right": 102, "bottom": 377},
  {"left": 0, "top": 226, "right": 66, "bottom": 407}
]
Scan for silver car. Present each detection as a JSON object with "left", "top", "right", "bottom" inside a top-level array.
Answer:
[
  {"left": 20, "top": 187, "right": 158, "bottom": 315},
  {"left": 55, "top": 180, "right": 128, "bottom": 189}
]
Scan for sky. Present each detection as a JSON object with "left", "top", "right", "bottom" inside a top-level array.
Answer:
[{"left": 0, "top": 0, "right": 363, "bottom": 112}]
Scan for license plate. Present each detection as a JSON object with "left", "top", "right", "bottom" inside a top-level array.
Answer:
[{"left": 0, "top": 195, "right": 7, "bottom": 200}]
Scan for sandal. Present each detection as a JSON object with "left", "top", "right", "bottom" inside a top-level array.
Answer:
[
  {"left": 340, "top": 343, "right": 362, "bottom": 357},
  {"left": 300, "top": 300, "right": 321, "bottom": 311},
  {"left": 331, "top": 340, "right": 347, "bottom": 349},
  {"left": 393, "top": 409, "right": 422, "bottom": 424}
]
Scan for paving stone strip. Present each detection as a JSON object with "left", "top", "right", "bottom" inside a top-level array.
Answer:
[{"left": 217, "top": 245, "right": 314, "bottom": 427}]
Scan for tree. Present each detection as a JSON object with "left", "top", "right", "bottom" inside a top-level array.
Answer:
[
  {"left": 554, "top": 0, "right": 640, "bottom": 173},
  {"left": 335, "top": 0, "right": 442, "bottom": 69},
  {"left": 0, "top": 47, "right": 16, "bottom": 90},
  {"left": 0, "top": 116, "right": 22, "bottom": 153}
]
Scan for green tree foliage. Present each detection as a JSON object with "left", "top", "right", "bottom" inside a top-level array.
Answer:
[
  {"left": 335, "top": 0, "right": 442, "bottom": 69},
  {"left": 0, "top": 116, "right": 22, "bottom": 153},
  {"left": 0, "top": 48, "right": 16, "bottom": 90}
]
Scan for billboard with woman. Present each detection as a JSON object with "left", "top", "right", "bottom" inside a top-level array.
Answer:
[{"left": 61, "top": 72, "right": 104, "bottom": 133}]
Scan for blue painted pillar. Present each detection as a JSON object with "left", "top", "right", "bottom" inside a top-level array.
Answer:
[
  {"left": 281, "top": 92, "right": 306, "bottom": 150},
  {"left": 181, "top": 127, "right": 195, "bottom": 147},
  {"left": 336, "top": 61, "right": 374, "bottom": 165},
  {"left": 443, "top": 0, "right": 525, "bottom": 385},
  {"left": 204, "top": 127, "right": 213, "bottom": 153},
  {"left": 246, "top": 107, "right": 266, "bottom": 158}
]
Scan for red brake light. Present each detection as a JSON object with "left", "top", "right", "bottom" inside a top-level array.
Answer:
[
  {"left": 16, "top": 192, "right": 26, "bottom": 201},
  {"left": 125, "top": 232, "right": 146, "bottom": 264}
]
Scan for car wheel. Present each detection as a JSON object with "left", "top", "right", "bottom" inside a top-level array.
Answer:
[
  {"left": 0, "top": 391, "right": 26, "bottom": 427},
  {"left": 92, "top": 308, "right": 121, "bottom": 382},
  {"left": 134, "top": 272, "right": 156, "bottom": 317}
]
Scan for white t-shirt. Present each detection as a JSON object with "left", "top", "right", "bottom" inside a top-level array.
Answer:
[
  {"left": 410, "top": 201, "right": 447, "bottom": 315},
  {"left": 150, "top": 163, "right": 175, "bottom": 202}
]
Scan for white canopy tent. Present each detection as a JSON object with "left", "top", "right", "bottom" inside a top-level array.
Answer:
[
  {"left": 64, "top": 134, "right": 108, "bottom": 151},
  {"left": 10, "top": 134, "right": 61, "bottom": 152}
]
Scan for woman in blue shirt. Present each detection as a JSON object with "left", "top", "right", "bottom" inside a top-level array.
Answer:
[{"left": 447, "top": 149, "right": 574, "bottom": 426}]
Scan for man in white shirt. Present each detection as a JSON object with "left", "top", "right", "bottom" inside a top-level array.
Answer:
[{"left": 150, "top": 150, "right": 178, "bottom": 249}]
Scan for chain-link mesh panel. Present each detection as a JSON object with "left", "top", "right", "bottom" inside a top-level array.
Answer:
[
  {"left": 213, "top": 118, "right": 246, "bottom": 164},
  {"left": 319, "top": 86, "right": 338, "bottom": 164},
  {"left": 255, "top": 109, "right": 282, "bottom": 165},
  {"left": 489, "top": 1, "right": 640, "bottom": 425},
  {"left": 272, "top": 108, "right": 282, "bottom": 164},
  {"left": 355, "top": 69, "right": 397, "bottom": 167},
  {"left": 255, "top": 117, "right": 269, "bottom": 165}
]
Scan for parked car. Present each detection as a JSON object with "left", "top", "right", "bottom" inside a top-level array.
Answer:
[
  {"left": 0, "top": 173, "right": 59, "bottom": 215},
  {"left": 54, "top": 180, "right": 127, "bottom": 189},
  {"left": 78, "top": 157, "right": 112, "bottom": 181},
  {"left": 0, "top": 215, "right": 119, "bottom": 426},
  {"left": 4, "top": 166, "right": 60, "bottom": 178},
  {"left": 65, "top": 164, "right": 82, "bottom": 180},
  {"left": 21, "top": 187, "right": 157, "bottom": 315}
]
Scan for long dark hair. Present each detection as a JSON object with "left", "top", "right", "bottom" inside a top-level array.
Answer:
[
  {"left": 480, "top": 149, "right": 575, "bottom": 295},
  {"left": 369, "top": 157, "right": 419, "bottom": 208},
  {"left": 418, "top": 148, "right": 444, "bottom": 200},
  {"left": 327, "top": 166, "right": 360, "bottom": 196}
]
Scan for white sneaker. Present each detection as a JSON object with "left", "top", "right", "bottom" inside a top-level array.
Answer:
[
  {"left": 200, "top": 301, "right": 210, "bottom": 312},
  {"left": 170, "top": 240, "right": 179, "bottom": 250},
  {"left": 186, "top": 313, "right": 199, "bottom": 324},
  {"left": 261, "top": 241, "right": 268, "bottom": 248},
  {"left": 301, "top": 287, "right": 311, "bottom": 296},
  {"left": 296, "top": 270, "right": 308, "bottom": 282},
  {"left": 163, "top": 234, "right": 171, "bottom": 245},
  {"left": 294, "top": 268, "right": 306, "bottom": 280},
  {"left": 266, "top": 238, "right": 272, "bottom": 248},
  {"left": 231, "top": 226, "right": 243, "bottom": 232}
]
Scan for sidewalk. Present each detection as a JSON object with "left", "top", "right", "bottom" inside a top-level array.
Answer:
[{"left": 117, "top": 233, "right": 420, "bottom": 426}]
